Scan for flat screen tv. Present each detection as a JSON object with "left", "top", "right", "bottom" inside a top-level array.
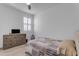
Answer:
[{"left": 11, "top": 29, "right": 20, "bottom": 33}]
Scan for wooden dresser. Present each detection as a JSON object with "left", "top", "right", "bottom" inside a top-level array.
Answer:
[{"left": 3, "top": 34, "right": 26, "bottom": 49}]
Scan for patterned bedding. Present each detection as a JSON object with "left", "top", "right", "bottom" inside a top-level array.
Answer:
[{"left": 26, "top": 38, "right": 63, "bottom": 56}]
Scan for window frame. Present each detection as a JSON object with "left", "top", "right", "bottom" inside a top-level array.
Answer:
[{"left": 23, "top": 17, "right": 31, "bottom": 31}]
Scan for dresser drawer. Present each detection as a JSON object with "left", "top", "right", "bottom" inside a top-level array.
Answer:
[{"left": 3, "top": 34, "right": 26, "bottom": 49}]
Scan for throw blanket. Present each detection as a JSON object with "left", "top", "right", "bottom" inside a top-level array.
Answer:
[{"left": 57, "top": 40, "right": 77, "bottom": 56}]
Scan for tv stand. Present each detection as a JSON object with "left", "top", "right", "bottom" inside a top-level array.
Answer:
[{"left": 3, "top": 33, "right": 26, "bottom": 49}]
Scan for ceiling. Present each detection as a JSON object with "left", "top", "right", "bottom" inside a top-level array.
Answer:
[{"left": 9, "top": 3, "right": 59, "bottom": 15}]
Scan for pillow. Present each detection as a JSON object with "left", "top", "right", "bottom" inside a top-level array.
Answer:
[{"left": 36, "top": 37, "right": 46, "bottom": 42}]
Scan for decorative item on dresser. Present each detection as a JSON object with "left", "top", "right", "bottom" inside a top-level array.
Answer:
[{"left": 3, "top": 34, "right": 26, "bottom": 49}]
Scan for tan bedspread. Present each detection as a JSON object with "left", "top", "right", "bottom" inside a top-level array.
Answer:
[{"left": 57, "top": 40, "right": 77, "bottom": 56}]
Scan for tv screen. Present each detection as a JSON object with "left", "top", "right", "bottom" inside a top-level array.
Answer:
[{"left": 11, "top": 29, "right": 20, "bottom": 33}]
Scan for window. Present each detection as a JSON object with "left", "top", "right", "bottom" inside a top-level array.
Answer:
[{"left": 23, "top": 17, "right": 31, "bottom": 31}]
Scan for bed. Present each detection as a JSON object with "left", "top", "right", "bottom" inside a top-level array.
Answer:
[{"left": 26, "top": 37, "right": 77, "bottom": 56}]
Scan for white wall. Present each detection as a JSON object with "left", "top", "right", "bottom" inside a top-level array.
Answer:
[
  {"left": 0, "top": 4, "right": 34, "bottom": 48},
  {"left": 34, "top": 4, "right": 79, "bottom": 40}
]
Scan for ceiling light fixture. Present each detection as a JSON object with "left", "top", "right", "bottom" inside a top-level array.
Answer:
[{"left": 27, "top": 3, "right": 31, "bottom": 10}]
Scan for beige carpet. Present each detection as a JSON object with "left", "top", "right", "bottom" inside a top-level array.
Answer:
[{"left": 0, "top": 45, "right": 28, "bottom": 56}]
